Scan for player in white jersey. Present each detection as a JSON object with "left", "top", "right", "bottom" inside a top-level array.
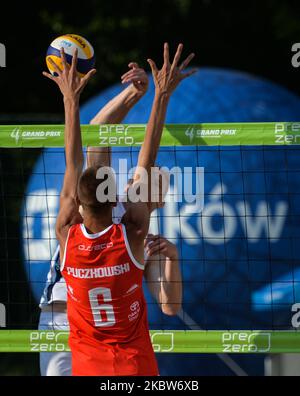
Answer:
[{"left": 39, "top": 62, "right": 182, "bottom": 376}]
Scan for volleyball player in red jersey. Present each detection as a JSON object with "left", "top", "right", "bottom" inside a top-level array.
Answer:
[{"left": 43, "top": 43, "right": 196, "bottom": 376}]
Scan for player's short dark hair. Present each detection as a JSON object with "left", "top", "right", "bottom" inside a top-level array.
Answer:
[{"left": 77, "top": 165, "right": 116, "bottom": 214}]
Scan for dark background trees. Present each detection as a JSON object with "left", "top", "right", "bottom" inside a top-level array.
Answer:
[{"left": 1, "top": 0, "right": 300, "bottom": 117}]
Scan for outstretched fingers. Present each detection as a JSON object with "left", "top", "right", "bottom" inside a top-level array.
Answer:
[
  {"left": 171, "top": 43, "right": 183, "bottom": 69},
  {"left": 48, "top": 57, "right": 62, "bottom": 76},
  {"left": 181, "top": 68, "right": 198, "bottom": 80},
  {"left": 163, "top": 42, "right": 170, "bottom": 67},
  {"left": 128, "top": 62, "right": 139, "bottom": 69},
  {"left": 121, "top": 64, "right": 142, "bottom": 81},
  {"left": 82, "top": 68, "right": 97, "bottom": 83},
  {"left": 147, "top": 58, "right": 158, "bottom": 75},
  {"left": 179, "top": 52, "right": 195, "bottom": 71},
  {"left": 122, "top": 70, "right": 147, "bottom": 84},
  {"left": 42, "top": 71, "right": 57, "bottom": 82},
  {"left": 121, "top": 69, "right": 143, "bottom": 81},
  {"left": 60, "top": 47, "right": 69, "bottom": 73},
  {"left": 70, "top": 48, "right": 78, "bottom": 75},
  {"left": 79, "top": 68, "right": 97, "bottom": 90}
]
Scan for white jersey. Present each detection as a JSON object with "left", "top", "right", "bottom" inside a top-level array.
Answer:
[{"left": 39, "top": 202, "right": 126, "bottom": 307}]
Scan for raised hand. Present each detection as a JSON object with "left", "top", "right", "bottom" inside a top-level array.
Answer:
[
  {"left": 147, "top": 43, "right": 197, "bottom": 96},
  {"left": 43, "top": 48, "right": 96, "bottom": 101},
  {"left": 121, "top": 62, "right": 149, "bottom": 97},
  {"left": 145, "top": 234, "right": 178, "bottom": 260}
]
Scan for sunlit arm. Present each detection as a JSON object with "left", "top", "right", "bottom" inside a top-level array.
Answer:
[
  {"left": 145, "top": 251, "right": 182, "bottom": 316},
  {"left": 87, "top": 85, "right": 144, "bottom": 167},
  {"left": 88, "top": 64, "right": 149, "bottom": 168}
]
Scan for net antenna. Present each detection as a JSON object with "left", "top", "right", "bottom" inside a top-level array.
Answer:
[
  {"left": 0, "top": 304, "right": 5, "bottom": 328},
  {"left": 0, "top": 43, "right": 6, "bottom": 68}
]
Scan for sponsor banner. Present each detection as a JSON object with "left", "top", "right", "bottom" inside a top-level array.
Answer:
[
  {"left": 0, "top": 330, "right": 300, "bottom": 353},
  {"left": 2, "top": 123, "right": 300, "bottom": 147}
]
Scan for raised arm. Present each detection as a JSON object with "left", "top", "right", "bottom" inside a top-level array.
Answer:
[
  {"left": 134, "top": 43, "right": 196, "bottom": 176},
  {"left": 144, "top": 234, "right": 182, "bottom": 316},
  {"left": 43, "top": 48, "right": 96, "bottom": 251},
  {"left": 87, "top": 63, "right": 148, "bottom": 167},
  {"left": 124, "top": 43, "right": 196, "bottom": 255}
]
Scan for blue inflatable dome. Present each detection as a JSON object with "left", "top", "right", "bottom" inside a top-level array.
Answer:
[
  {"left": 23, "top": 68, "right": 300, "bottom": 376},
  {"left": 80, "top": 68, "right": 300, "bottom": 123}
]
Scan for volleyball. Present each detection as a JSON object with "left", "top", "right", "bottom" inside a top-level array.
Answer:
[{"left": 46, "top": 34, "right": 95, "bottom": 77}]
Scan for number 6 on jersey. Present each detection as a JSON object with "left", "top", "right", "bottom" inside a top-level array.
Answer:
[{"left": 88, "top": 287, "right": 116, "bottom": 327}]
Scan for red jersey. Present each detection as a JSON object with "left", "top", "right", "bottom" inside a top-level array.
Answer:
[{"left": 61, "top": 222, "right": 158, "bottom": 376}]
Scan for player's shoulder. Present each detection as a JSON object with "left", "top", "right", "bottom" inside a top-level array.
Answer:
[
  {"left": 122, "top": 201, "right": 150, "bottom": 239},
  {"left": 123, "top": 201, "right": 149, "bottom": 221}
]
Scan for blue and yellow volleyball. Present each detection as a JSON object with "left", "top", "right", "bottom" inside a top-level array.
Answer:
[{"left": 46, "top": 34, "right": 95, "bottom": 77}]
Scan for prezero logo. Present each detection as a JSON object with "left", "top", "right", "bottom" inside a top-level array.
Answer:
[
  {"left": 30, "top": 331, "right": 70, "bottom": 352},
  {"left": 99, "top": 124, "right": 145, "bottom": 146},
  {"left": 275, "top": 122, "right": 300, "bottom": 144},
  {"left": 0, "top": 43, "right": 5, "bottom": 67},
  {"left": 222, "top": 332, "right": 271, "bottom": 353}
]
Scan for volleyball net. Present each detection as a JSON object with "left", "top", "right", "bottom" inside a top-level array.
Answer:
[{"left": 1, "top": 122, "right": 300, "bottom": 353}]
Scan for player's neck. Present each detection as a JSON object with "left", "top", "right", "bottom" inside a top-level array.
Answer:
[{"left": 83, "top": 212, "right": 113, "bottom": 235}]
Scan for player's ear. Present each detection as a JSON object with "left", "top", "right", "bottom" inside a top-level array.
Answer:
[
  {"left": 78, "top": 205, "right": 84, "bottom": 218},
  {"left": 76, "top": 196, "right": 83, "bottom": 217}
]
